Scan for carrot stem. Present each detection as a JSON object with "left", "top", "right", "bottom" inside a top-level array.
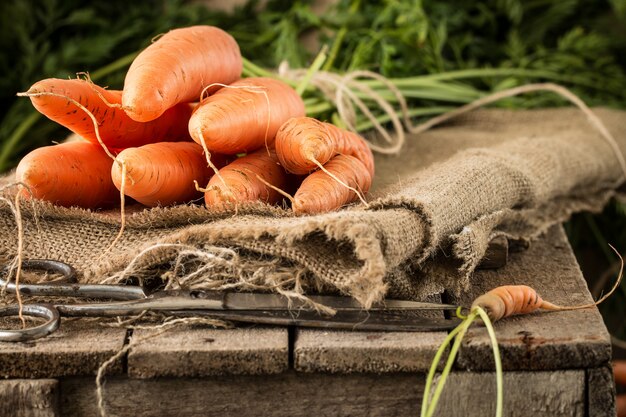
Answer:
[
  {"left": 295, "top": 45, "right": 328, "bottom": 96},
  {"left": 374, "top": 68, "right": 621, "bottom": 93},
  {"left": 322, "top": 0, "right": 362, "bottom": 71},
  {"left": 422, "top": 307, "right": 502, "bottom": 417},
  {"left": 475, "top": 307, "right": 503, "bottom": 417},
  {"left": 305, "top": 101, "right": 334, "bottom": 116},
  {"left": 242, "top": 57, "right": 299, "bottom": 87},
  {"left": 89, "top": 51, "right": 139, "bottom": 81},
  {"left": 355, "top": 106, "right": 453, "bottom": 132},
  {"left": 421, "top": 320, "right": 465, "bottom": 417},
  {"left": 424, "top": 311, "right": 478, "bottom": 417}
]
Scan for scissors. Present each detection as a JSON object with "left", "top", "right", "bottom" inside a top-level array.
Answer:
[{"left": 0, "top": 259, "right": 460, "bottom": 342}]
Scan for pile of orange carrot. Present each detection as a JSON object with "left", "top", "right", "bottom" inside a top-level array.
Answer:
[{"left": 15, "top": 25, "right": 375, "bottom": 215}]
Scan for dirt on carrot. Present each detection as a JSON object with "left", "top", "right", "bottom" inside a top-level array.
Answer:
[
  {"left": 293, "top": 154, "right": 371, "bottom": 214},
  {"left": 204, "top": 148, "right": 291, "bottom": 209}
]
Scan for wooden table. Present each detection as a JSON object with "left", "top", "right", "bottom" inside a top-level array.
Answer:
[{"left": 1, "top": 226, "right": 615, "bottom": 416}]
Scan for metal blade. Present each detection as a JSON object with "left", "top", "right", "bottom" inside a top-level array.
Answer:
[
  {"left": 55, "top": 291, "right": 459, "bottom": 318},
  {"left": 222, "top": 292, "right": 457, "bottom": 311},
  {"left": 169, "top": 309, "right": 460, "bottom": 332}
]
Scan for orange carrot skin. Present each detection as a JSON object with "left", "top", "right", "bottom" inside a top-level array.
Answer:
[
  {"left": 617, "top": 362, "right": 626, "bottom": 417},
  {"left": 189, "top": 77, "right": 306, "bottom": 155},
  {"left": 618, "top": 394, "right": 626, "bottom": 417},
  {"left": 111, "top": 142, "right": 229, "bottom": 207},
  {"left": 26, "top": 78, "right": 193, "bottom": 150},
  {"left": 123, "top": 26, "right": 242, "bottom": 122},
  {"left": 471, "top": 285, "right": 550, "bottom": 322},
  {"left": 293, "top": 154, "right": 371, "bottom": 215},
  {"left": 275, "top": 117, "right": 375, "bottom": 177},
  {"left": 16, "top": 141, "right": 118, "bottom": 208},
  {"left": 204, "top": 149, "right": 288, "bottom": 208}
]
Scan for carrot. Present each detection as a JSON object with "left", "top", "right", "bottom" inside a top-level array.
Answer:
[
  {"left": 472, "top": 254, "right": 623, "bottom": 322},
  {"left": 15, "top": 141, "right": 118, "bottom": 208},
  {"left": 275, "top": 116, "right": 375, "bottom": 177},
  {"left": 204, "top": 149, "right": 290, "bottom": 208},
  {"left": 189, "top": 77, "right": 306, "bottom": 155},
  {"left": 616, "top": 361, "right": 626, "bottom": 385},
  {"left": 123, "top": 25, "right": 242, "bottom": 122},
  {"left": 21, "top": 78, "right": 193, "bottom": 150},
  {"left": 111, "top": 142, "right": 229, "bottom": 207},
  {"left": 293, "top": 154, "right": 371, "bottom": 214},
  {"left": 616, "top": 361, "right": 626, "bottom": 417},
  {"left": 470, "top": 285, "right": 561, "bottom": 322}
]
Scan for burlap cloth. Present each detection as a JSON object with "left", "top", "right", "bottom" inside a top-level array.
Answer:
[{"left": 1, "top": 108, "right": 624, "bottom": 307}]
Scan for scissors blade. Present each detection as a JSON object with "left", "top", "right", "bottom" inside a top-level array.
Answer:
[
  {"left": 56, "top": 291, "right": 458, "bottom": 317},
  {"left": 170, "top": 309, "right": 461, "bottom": 332},
  {"left": 221, "top": 293, "right": 458, "bottom": 311}
]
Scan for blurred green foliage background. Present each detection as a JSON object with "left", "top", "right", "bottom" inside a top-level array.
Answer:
[{"left": 1, "top": 0, "right": 625, "bottom": 349}]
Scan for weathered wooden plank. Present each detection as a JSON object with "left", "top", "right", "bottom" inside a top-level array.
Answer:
[
  {"left": 294, "top": 329, "right": 448, "bottom": 373},
  {"left": 587, "top": 365, "right": 616, "bottom": 417},
  {"left": 452, "top": 225, "right": 611, "bottom": 371},
  {"left": 0, "top": 318, "right": 127, "bottom": 378},
  {"left": 294, "top": 294, "right": 450, "bottom": 373},
  {"left": 59, "top": 370, "right": 587, "bottom": 416},
  {"left": 432, "top": 370, "right": 585, "bottom": 417},
  {"left": 0, "top": 379, "right": 59, "bottom": 417},
  {"left": 128, "top": 327, "right": 288, "bottom": 378},
  {"left": 60, "top": 372, "right": 426, "bottom": 417}
]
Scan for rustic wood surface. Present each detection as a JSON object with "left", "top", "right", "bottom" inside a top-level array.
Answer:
[
  {"left": 587, "top": 364, "right": 617, "bottom": 417},
  {"left": 294, "top": 294, "right": 450, "bottom": 373},
  {"left": 452, "top": 226, "right": 611, "bottom": 371},
  {"left": 58, "top": 370, "right": 589, "bottom": 417},
  {"left": 0, "top": 225, "right": 616, "bottom": 417},
  {"left": 0, "top": 318, "right": 126, "bottom": 378},
  {"left": 60, "top": 372, "right": 426, "bottom": 417},
  {"left": 431, "top": 370, "right": 586, "bottom": 417},
  {"left": 0, "top": 379, "right": 58, "bottom": 417},
  {"left": 294, "top": 328, "right": 448, "bottom": 373},
  {"left": 128, "top": 327, "right": 288, "bottom": 378}
]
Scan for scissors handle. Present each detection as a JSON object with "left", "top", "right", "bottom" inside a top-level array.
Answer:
[
  {"left": 0, "top": 304, "right": 59, "bottom": 342},
  {"left": 1, "top": 259, "right": 146, "bottom": 300}
]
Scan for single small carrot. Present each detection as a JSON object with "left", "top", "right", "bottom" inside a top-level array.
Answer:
[
  {"left": 189, "top": 77, "right": 306, "bottom": 155},
  {"left": 275, "top": 116, "right": 375, "bottom": 177},
  {"left": 204, "top": 149, "right": 290, "bottom": 208},
  {"left": 293, "top": 154, "right": 371, "bottom": 214},
  {"left": 470, "top": 285, "right": 560, "bottom": 322},
  {"left": 111, "top": 142, "right": 229, "bottom": 207},
  {"left": 472, "top": 254, "right": 622, "bottom": 322},
  {"left": 21, "top": 78, "right": 193, "bottom": 150},
  {"left": 15, "top": 141, "right": 118, "bottom": 208},
  {"left": 123, "top": 25, "right": 242, "bottom": 122}
]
